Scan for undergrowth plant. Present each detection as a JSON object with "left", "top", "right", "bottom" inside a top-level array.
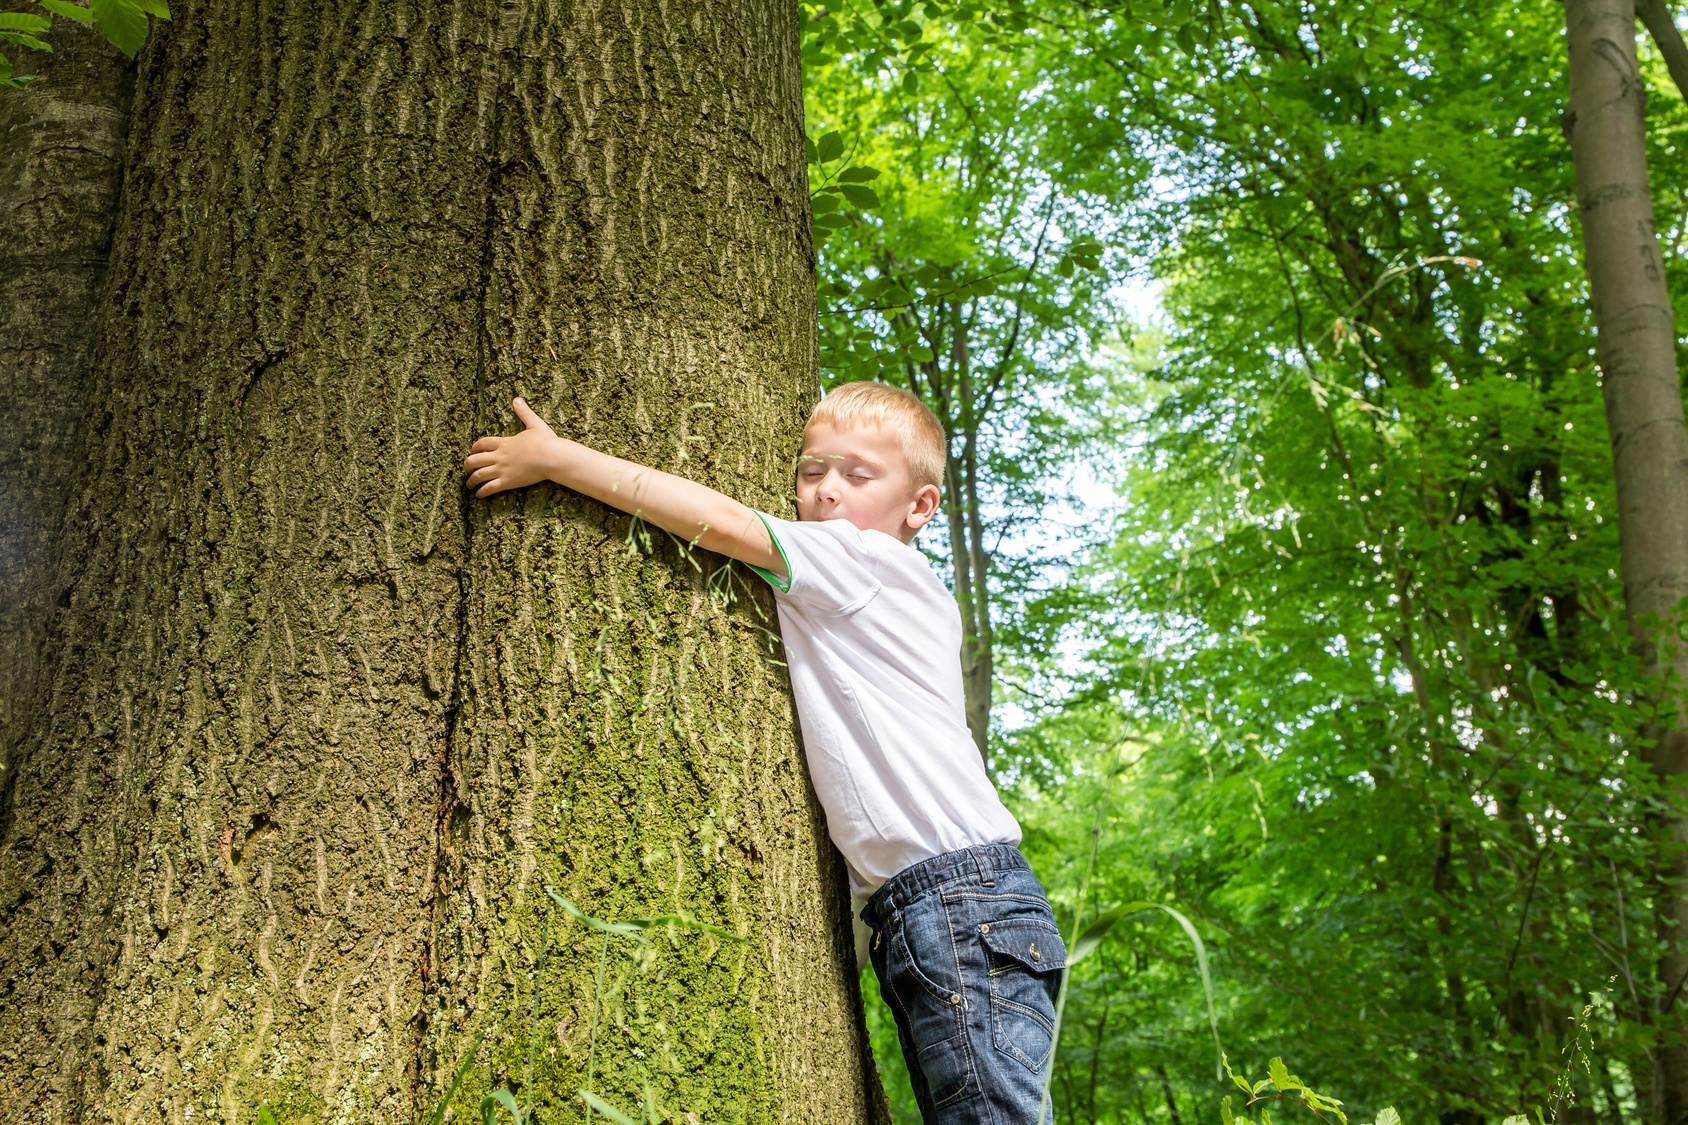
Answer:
[{"left": 1220, "top": 1056, "right": 1401, "bottom": 1125}]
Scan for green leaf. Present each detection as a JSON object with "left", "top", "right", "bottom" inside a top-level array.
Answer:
[
  {"left": 0, "top": 30, "right": 52, "bottom": 50},
  {"left": 0, "top": 12, "right": 51, "bottom": 31},
  {"left": 901, "top": 70, "right": 918, "bottom": 94},
  {"left": 816, "top": 130, "right": 845, "bottom": 164},
  {"left": 258, "top": 1107, "right": 280, "bottom": 1125},
  {"left": 38, "top": 0, "right": 95, "bottom": 21},
  {"left": 1498, "top": 1117, "right": 1527, "bottom": 1125},
  {"left": 132, "top": 0, "right": 169, "bottom": 17},
  {"left": 804, "top": 135, "right": 818, "bottom": 165},
  {"left": 840, "top": 183, "right": 880, "bottom": 209},
  {"left": 811, "top": 193, "right": 841, "bottom": 215},
  {"left": 1375, "top": 1109, "right": 1402, "bottom": 1125},
  {"left": 1222, "top": 1097, "right": 1236, "bottom": 1125},
  {"left": 580, "top": 1091, "right": 643, "bottom": 1125},
  {"left": 1055, "top": 256, "right": 1075, "bottom": 278},
  {"left": 837, "top": 165, "right": 880, "bottom": 183},
  {"left": 1268, "top": 1057, "right": 1292, "bottom": 1092},
  {"left": 480, "top": 1088, "right": 523, "bottom": 1125},
  {"left": 90, "top": 0, "right": 147, "bottom": 56},
  {"left": 0, "top": 54, "right": 14, "bottom": 87},
  {"left": 813, "top": 212, "right": 851, "bottom": 230}
]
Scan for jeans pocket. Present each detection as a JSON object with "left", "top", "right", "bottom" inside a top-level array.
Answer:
[
  {"left": 979, "top": 917, "right": 1066, "bottom": 1073},
  {"left": 888, "top": 929, "right": 973, "bottom": 1104}
]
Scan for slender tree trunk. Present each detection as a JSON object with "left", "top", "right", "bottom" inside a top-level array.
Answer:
[
  {"left": 932, "top": 308, "right": 990, "bottom": 765},
  {"left": 960, "top": 416, "right": 993, "bottom": 763},
  {"left": 1564, "top": 2, "right": 1688, "bottom": 1120},
  {"left": 0, "top": 1, "right": 887, "bottom": 1121},
  {"left": 0, "top": 17, "right": 131, "bottom": 778},
  {"left": 1155, "top": 1063, "right": 1184, "bottom": 1125}
]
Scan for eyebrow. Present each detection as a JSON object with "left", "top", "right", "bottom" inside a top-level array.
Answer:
[{"left": 796, "top": 450, "right": 885, "bottom": 471}]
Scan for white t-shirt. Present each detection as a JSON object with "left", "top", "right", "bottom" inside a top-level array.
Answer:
[{"left": 751, "top": 514, "right": 1022, "bottom": 895}]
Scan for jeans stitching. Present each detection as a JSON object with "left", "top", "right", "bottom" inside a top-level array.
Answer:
[
  {"left": 930, "top": 894, "right": 979, "bottom": 1109},
  {"left": 989, "top": 993, "right": 1056, "bottom": 1072},
  {"left": 880, "top": 958, "right": 931, "bottom": 1113},
  {"left": 895, "top": 928, "right": 962, "bottom": 1006},
  {"left": 940, "top": 889, "right": 1049, "bottom": 906},
  {"left": 992, "top": 994, "right": 1056, "bottom": 1036}
]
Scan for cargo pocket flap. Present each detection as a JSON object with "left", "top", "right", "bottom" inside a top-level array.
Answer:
[{"left": 980, "top": 919, "right": 1066, "bottom": 972}]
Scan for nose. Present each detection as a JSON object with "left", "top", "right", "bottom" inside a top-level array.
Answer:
[{"left": 813, "top": 468, "right": 842, "bottom": 501}]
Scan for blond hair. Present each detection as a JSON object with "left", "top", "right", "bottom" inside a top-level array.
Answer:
[{"left": 806, "top": 381, "right": 947, "bottom": 489}]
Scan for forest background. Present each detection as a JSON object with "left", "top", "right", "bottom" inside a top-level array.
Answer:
[
  {"left": 799, "top": 0, "right": 1688, "bottom": 1122},
  {"left": 2, "top": 0, "right": 1686, "bottom": 1121}
]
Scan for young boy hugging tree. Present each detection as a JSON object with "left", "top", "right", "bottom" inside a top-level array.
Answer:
[{"left": 464, "top": 381, "right": 1066, "bottom": 1124}]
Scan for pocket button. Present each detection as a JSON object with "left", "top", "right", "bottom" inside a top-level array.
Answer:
[
  {"left": 949, "top": 992, "right": 961, "bottom": 1005},
  {"left": 1030, "top": 942, "right": 1040, "bottom": 963},
  {"left": 979, "top": 923, "right": 991, "bottom": 934}
]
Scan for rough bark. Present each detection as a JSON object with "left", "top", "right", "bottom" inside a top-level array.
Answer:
[
  {"left": 1563, "top": 1, "right": 1688, "bottom": 1120},
  {"left": 0, "top": 17, "right": 132, "bottom": 778},
  {"left": 0, "top": 1, "right": 887, "bottom": 1122}
]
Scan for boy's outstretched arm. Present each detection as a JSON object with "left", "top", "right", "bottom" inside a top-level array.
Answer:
[{"left": 463, "top": 398, "right": 785, "bottom": 577}]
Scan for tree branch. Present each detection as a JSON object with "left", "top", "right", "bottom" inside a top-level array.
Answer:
[{"left": 1638, "top": 0, "right": 1688, "bottom": 104}]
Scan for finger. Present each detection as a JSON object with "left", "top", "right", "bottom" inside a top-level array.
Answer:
[
  {"left": 512, "top": 397, "right": 549, "bottom": 432},
  {"left": 471, "top": 436, "right": 503, "bottom": 453},
  {"left": 464, "top": 452, "right": 494, "bottom": 470},
  {"left": 475, "top": 478, "right": 505, "bottom": 498},
  {"left": 467, "top": 466, "right": 497, "bottom": 487}
]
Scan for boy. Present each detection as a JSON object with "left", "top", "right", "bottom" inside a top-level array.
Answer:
[{"left": 464, "top": 381, "right": 1066, "bottom": 1124}]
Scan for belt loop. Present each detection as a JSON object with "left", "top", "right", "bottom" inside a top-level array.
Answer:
[{"left": 974, "top": 846, "right": 995, "bottom": 888}]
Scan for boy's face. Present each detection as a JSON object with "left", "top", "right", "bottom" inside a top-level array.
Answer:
[{"left": 795, "top": 422, "right": 940, "bottom": 544}]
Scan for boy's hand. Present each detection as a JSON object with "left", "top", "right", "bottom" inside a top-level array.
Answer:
[
  {"left": 464, "top": 398, "right": 562, "bottom": 497},
  {"left": 462, "top": 395, "right": 785, "bottom": 579}
]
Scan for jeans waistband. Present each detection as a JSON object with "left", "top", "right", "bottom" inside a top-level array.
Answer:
[{"left": 861, "top": 843, "right": 1029, "bottom": 930}]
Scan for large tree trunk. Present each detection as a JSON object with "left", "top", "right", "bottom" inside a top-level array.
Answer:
[
  {"left": 1563, "top": 1, "right": 1688, "bottom": 1120},
  {"left": 0, "top": 17, "right": 131, "bottom": 777},
  {"left": 0, "top": 1, "right": 886, "bottom": 1122}
]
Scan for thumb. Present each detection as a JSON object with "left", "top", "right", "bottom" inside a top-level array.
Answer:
[{"left": 511, "top": 397, "right": 553, "bottom": 434}]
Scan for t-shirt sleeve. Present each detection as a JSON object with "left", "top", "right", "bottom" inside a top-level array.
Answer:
[{"left": 748, "top": 513, "right": 882, "bottom": 616}]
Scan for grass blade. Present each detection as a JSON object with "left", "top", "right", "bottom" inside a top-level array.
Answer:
[
  {"left": 580, "top": 1091, "right": 643, "bottom": 1125},
  {"left": 430, "top": 1030, "right": 485, "bottom": 1125},
  {"left": 480, "top": 1088, "right": 523, "bottom": 1125}
]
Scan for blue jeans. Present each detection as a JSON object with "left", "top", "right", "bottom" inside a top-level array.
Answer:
[{"left": 862, "top": 844, "right": 1066, "bottom": 1125}]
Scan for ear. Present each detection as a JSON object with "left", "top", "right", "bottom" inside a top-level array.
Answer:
[{"left": 905, "top": 483, "right": 942, "bottom": 531}]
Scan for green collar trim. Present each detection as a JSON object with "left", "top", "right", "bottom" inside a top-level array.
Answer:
[{"left": 747, "top": 511, "right": 792, "bottom": 593}]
